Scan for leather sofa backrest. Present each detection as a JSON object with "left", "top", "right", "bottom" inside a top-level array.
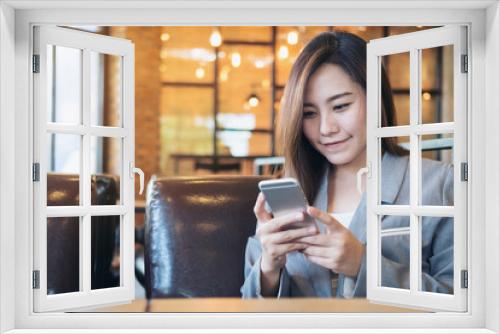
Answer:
[{"left": 144, "top": 175, "right": 267, "bottom": 298}]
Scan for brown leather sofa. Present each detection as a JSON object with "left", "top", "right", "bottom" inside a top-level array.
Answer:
[
  {"left": 144, "top": 175, "right": 267, "bottom": 298},
  {"left": 47, "top": 173, "right": 120, "bottom": 295}
]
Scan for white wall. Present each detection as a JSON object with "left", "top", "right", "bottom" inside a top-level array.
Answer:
[
  {"left": 0, "top": 2, "right": 16, "bottom": 333},
  {"left": 485, "top": 2, "right": 500, "bottom": 333}
]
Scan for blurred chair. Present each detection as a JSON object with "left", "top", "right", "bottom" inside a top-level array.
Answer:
[
  {"left": 144, "top": 175, "right": 267, "bottom": 298},
  {"left": 46, "top": 173, "right": 120, "bottom": 295},
  {"left": 253, "top": 156, "right": 284, "bottom": 175},
  {"left": 194, "top": 158, "right": 241, "bottom": 173}
]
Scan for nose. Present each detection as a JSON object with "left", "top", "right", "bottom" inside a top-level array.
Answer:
[{"left": 319, "top": 111, "right": 339, "bottom": 136}]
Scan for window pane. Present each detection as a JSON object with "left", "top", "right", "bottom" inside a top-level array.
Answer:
[
  {"left": 47, "top": 45, "right": 82, "bottom": 124},
  {"left": 47, "top": 133, "right": 81, "bottom": 206},
  {"left": 160, "top": 27, "right": 215, "bottom": 83},
  {"left": 47, "top": 217, "right": 81, "bottom": 295},
  {"left": 420, "top": 216, "right": 454, "bottom": 294},
  {"left": 90, "top": 137, "right": 122, "bottom": 205},
  {"left": 218, "top": 44, "right": 273, "bottom": 130},
  {"left": 380, "top": 136, "right": 410, "bottom": 205},
  {"left": 90, "top": 52, "right": 122, "bottom": 127},
  {"left": 380, "top": 215, "right": 410, "bottom": 290},
  {"left": 91, "top": 216, "right": 120, "bottom": 290},
  {"left": 420, "top": 133, "right": 454, "bottom": 206},
  {"left": 421, "top": 45, "right": 454, "bottom": 124},
  {"left": 382, "top": 52, "right": 410, "bottom": 126}
]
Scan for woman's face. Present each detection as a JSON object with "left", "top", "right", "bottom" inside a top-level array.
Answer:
[{"left": 302, "top": 63, "right": 366, "bottom": 167}]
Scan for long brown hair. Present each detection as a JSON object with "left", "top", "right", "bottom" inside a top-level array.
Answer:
[{"left": 278, "top": 31, "right": 407, "bottom": 204}]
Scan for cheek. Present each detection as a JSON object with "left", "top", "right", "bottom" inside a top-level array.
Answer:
[{"left": 344, "top": 104, "right": 366, "bottom": 137}]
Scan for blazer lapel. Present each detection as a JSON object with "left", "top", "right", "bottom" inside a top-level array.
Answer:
[{"left": 338, "top": 152, "right": 409, "bottom": 296}]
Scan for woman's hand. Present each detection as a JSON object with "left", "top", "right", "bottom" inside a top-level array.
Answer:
[
  {"left": 254, "top": 192, "right": 319, "bottom": 275},
  {"left": 297, "top": 206, "right": 365, "bottom": 278}
]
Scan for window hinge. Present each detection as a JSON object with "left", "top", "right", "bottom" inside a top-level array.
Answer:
[
  {"left": 32, "top": 270, "right": 40, "bottom": 289},
  {"left": 32, "top": 55, "right": 40, "bottom": 73},
  {"left": 461, "top": 269, "right": 468, "bottom": 289},
  {"left": 32, "top": 163, "right": 40, "bottom": 182},
  {"left": 461, "top": 54, "right": 468, "bottom": 73},
  {"left": 461, "top": 162, "right": 468, "bottom": 182}
]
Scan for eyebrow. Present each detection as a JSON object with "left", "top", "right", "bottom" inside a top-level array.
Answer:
[{"left": 303, "top": 92, "right": 353, "bottom": 107}]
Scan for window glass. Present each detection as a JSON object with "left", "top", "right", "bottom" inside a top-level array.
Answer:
[
  {"left": 91, "top": 216, "right": 121, "bottom": 290},
  {"left": 47, "top": 217, "right": 81, "bottom": 294},
  {"left": 90, "top": 52, "right": 122, "bottom": 127},
  {"left": 46, "top": 45, "right": 82, "bottom": 124},
  {"left": 47, "top": 133, "right": 81, "bottom": 206}
]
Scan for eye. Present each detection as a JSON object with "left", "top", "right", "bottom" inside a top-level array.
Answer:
[
  {"left": 303, "top": 110, "right": 317, "bottom": 118},
  {"left": 333, "top": 103, "right": 351, "bottom": 112}
]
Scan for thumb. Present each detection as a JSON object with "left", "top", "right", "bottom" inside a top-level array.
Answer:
[{"left": 306, "top": 206, "right": 342, "bottom": 231}]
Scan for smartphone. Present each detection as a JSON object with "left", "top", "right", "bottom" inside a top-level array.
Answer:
[{"left": 258, "top": 178, "right": 318, "bottom": 231}]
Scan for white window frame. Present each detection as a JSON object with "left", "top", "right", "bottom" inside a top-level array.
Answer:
[
  {"left": 32, "top": 26, "right": 136, "bottom": 312},
  {"left": 0, "top": 1, "right": 499, "bottom": 333},
  {"left": 366, "top": 25, "right": 468, "bottom": 312}
]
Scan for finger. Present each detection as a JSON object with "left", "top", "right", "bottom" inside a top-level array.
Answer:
[
  {"left": 307, "top": 206, "right": 343, "bottom": 231},
  {"left": 273, "top": 211, "right": 311, "bottom": 232},
  {"left": 304, "top": 254, "right": 333, "bottom": 269},
  {"left": 268, "top": 242, "right": 307, "bottom": 258},
  {"left": 269, "top": 225, "right": 319, "bottom": 245},
  {"left": 254, "top": 192, "right": 273, "bottom": 222},
  {"left": 256, "top": 211, "right": 303, "bottom": 237},
  {"left": 295, "top": 234, "right": 330, "bottom": 246},
  {"left": 301, "top": 245, "right": 329, "bottom": 258}
]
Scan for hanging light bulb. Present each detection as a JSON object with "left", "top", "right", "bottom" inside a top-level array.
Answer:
[
  {"left": 287, "top": 31, "right": 299, "bottom": 45},
  {"left": 254, "top": 60, "right": 265, "bottom": 69},
  {"left": 278, "top": 45, "right": 289, "bottom": 59},
  {"left": 160, "top": 32, "right": 170, "bottom": 42},
  {"left": 231, "top": 52, "right": 241, "bottom": 68},
  {"left": 209, "top": 27, "right": 222, "bottom": 47},
  {"left": 195, "top": 67, "right": 205, "bottom": 79},
  {"left": 248, "top": 93, "right": 260, "bottom": 107}
]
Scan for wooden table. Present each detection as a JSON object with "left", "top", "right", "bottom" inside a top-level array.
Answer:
[{"left": 88, "top": 298, "right": 424, "bottom": 313}]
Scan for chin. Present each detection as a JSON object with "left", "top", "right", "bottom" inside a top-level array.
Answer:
[{"left": 323, "top": 152, "right": 354, "bottom": 166}]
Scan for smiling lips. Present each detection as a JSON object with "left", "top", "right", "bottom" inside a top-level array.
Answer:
[
  {"left": 321, "top": 137, "right": 350, "bottom": 148},
  {"left": 322, "top": 137, "right": 350, "bottom": 147}
]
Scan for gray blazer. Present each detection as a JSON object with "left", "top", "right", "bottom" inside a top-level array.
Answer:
[{"left": 241, "top": 152, "right": 454, "bottom": 298}]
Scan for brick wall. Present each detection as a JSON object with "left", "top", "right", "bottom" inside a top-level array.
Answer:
[{"left": 109, "top": 27, "right": 162, "bottom": 202}]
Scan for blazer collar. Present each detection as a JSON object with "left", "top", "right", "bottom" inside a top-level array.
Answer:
[{"left": 315, "top": 152, "right": 408, "bottom": 206}]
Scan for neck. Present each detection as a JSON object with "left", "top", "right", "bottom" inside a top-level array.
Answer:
[
  {"left": 326, "top": 151, "right": 367, "bottom": 213},
  {"left": 332, "top": 151, "right": 367, "bottom": 179}
]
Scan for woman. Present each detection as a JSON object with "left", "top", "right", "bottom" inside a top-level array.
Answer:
[{"left": 240, "top": 31, "right": 454, "bottom": 298}]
